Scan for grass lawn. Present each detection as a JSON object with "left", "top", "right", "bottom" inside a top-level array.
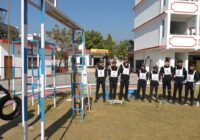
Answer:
[{"left": 0, "top": 88, "right": 200, "bottom": 140}]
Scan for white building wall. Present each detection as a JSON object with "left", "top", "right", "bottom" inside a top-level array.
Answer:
[
  {"left": 0, "top": 44, "right": 52, "bottom": 79},
  {"left": 135, "top": 0, "right": 161, "bottom": 28},
  {"left": 134, "top": 19, "right": 162, "bottom": 51},
  {"left": 134, "top": 50, "right": 176, "bottom": 71}
]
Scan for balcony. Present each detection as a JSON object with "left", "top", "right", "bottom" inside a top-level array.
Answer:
[
  {"left": 169, "top": 0, "right": 199, "bottom": 14},
  {"left": 168, "top": 14, "right": 198, "bottom": 48}
]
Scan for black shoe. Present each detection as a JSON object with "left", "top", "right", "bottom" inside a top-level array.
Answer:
[
  {"left": 103, "top": 100, "right": 106, "bottom": 103},
  {"left": 94, "top": 99, "right": 98, "bottom": 103},
  {"left": 125, "top": 99, "right": 130, "bottom": 102}
]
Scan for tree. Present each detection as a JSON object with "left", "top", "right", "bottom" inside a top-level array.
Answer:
[
  {"left": 115, "top": 40, "right": 131, "bottom": 59},
  {"left": 104, "top": 33, "right": 115, "bottom": 58},
  {"left": 0, "top": 25, "right": 19, "bottom": 40},
  {"left": 85, "top": 30, "right": 104, "bottom": 49},
  {"left": 46, "top": 25, "right": 72, "bottom": 68}
]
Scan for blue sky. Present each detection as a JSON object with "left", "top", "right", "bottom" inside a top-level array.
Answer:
[{"left": 0, "top": 0, "right": 135, "bottom": 41}]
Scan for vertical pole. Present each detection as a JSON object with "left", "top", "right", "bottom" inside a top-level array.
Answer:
[
  {"left": 31, "top": 45, "right": 34, "bottom": 106},
  {"left": 40, "top": 0, "right": 46, "bottom": 139},
  {"left": 37, "top": 41, "right": 41, "bottom": 115},
  {"left": 21, "top": 0, "right": 28, "bottom": 139},
  {"left": 7, "top": 0, "right": 11, "bottom": 92},
  {"left": 81, "top": 31, "right": 87, "bottom": 117},
  {"left": 53, "top": 47, "right": 56, "bottom": 107},
  {"left": 12, "top": 42, "right": 16, "bottom": 110},
  {"left": 71, "top": 29, "right": 75, "bottom": 118}
]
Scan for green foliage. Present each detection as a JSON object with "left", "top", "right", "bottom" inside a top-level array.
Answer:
[
  {"left": 46, "top": 25, "right": 72, "bottom": 68},
  {"left": 85, "top": 30, "right": 104, "bottom": 49},
  {"left": 0, "top": 25, "right": 19, "bottom": 40},
  {"left": 115, "top": 40, "right": 133, "bottom": 59},
  {"left": 104, "top": 33, "right": 115, "bottom": 58}
]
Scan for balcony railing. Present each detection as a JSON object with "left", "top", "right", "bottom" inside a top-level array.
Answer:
[
  {"left": 169, "top": 0, "right": 199, "bottom": 14},
  {"left": 169, "top": 35, "right": 197, "bottom": 48}
]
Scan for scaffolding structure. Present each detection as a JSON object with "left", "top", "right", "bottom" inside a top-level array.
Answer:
[{"left": 20, "top": 0, "right": 87, "bottom": 140}]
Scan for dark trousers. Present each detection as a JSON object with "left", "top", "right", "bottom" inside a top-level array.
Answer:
[
  {"left": 198, "top": 93, "right": 200, "bottom": 102},
  {"left": 162, "top": 79, "right": 172, "bottom": 100},
  {"left": 109, "top": 80, "right": 117, "bottom": 100},
  {"left": 96, "top": 81, "right": 106, "bottom": 101},
  {"left": 137, "top": 82, "right": 147, "bottom": 100},
  {"left": 119, "top": 79, "right": 129, "bottom": 100},
  {"left": 173, "top": 81, "right": 183, "bottom": 102},
  {"left": 185, "top": 82, "right": 195, "bottom": 105},
  {"left": 149, "top": 81, "right": 159, "bottom": 101},
  {"left": 0, "top": 84, "right": 9, "bottom": 95}
]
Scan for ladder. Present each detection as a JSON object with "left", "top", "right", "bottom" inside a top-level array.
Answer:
[{"left": 71, "top": 30, "right": 90, "bottom": 121}]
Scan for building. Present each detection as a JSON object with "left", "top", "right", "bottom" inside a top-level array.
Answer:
[
  {"left": 133, "top": 0, "right": 200, "bottom": 72},
  {"left": 0, "top": 39, "right": 53, "bottom": 80},
  {"left": 67, "top": 45, "right": 109, "bottom": 68}
]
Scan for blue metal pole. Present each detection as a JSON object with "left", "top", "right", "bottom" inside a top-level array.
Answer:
[
  {"left": 31, "top": 46, "right": 35, "bottom": 106},
  {"left": 40, "top": 0, "right": 46, "bottom": 139},
  {"left": 71, "top": 29, "right": 75, "bottom": 118},
  {"left": 21, "top": 0, "right": 28, "bottom": 139},
  {"left": 53, "top": 47, "right": 56, "bottom": 107}
]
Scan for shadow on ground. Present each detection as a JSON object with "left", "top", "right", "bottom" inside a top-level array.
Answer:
[
  {"left": 0, "top": 110, "right": 35, "bottom": 139},
  {"left": 33, "top": 109, "right": 72, "bottom": 140}
]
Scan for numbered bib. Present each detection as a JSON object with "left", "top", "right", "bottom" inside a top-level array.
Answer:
[
  {"left": 97, "top": 69, "right": 105, "bottom": 77},
  {"left": 187, "top": 72, "right": 195, "bottom": 82},
  {"left": 123, "top": 68, "right": 130, "bottom": 75},
  {"left": 164, "top": 67, "right": 171, "bottom": 75},
  {"left": 152, "top": 73, "right": 159, "bottom": 81},
  {"left": 111, "top": 71, "right": 118, "bottom": 77},
  {"left": 122, "top": 64, "right": 130, "bottom": 75},
  {"left": 139, "top": 71, "right": 147, "bottom": 80},
  {"left": 175, "top": 69, "right": 183, "bottom": 77}
]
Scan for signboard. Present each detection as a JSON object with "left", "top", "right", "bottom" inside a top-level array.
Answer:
[{"left": 91, "top": 49, "right": 109, "bottom": 54}]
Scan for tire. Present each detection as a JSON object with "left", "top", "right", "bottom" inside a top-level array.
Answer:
[{"left": 0, "top": 95, "right": 22, "bottom": 121}]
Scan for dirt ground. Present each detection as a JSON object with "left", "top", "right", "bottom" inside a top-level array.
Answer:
[{"left": 0, "top": 89, "right": 200, "bottom": 140}]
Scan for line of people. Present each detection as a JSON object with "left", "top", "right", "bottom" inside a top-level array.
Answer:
[{"left": 94, "top": 57, "right": 200, "bottom": 106}]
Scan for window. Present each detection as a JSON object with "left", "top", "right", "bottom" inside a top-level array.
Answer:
[
  {"left": 161, "top": 20, "right": 165, "bottom": 38},
  {"left": 163, "top": 0, "right": 166, "bottom": 6},
  {"left": 28, "top": 57, "right": 38, "bottom": 69}
]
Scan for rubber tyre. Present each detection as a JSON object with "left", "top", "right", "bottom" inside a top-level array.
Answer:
[{"left": 0, "top": 95, "right": 22, "bottom": 121}]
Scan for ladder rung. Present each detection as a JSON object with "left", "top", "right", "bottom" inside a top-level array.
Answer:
[
  {"left": 27, "top": 83, "right": 41, "bottom": 87},
  {"left": 73, "top": 95, "right": 84, "bottom": 98},
  {"left": 72, "top": 108, "right": 84, "bottom": 111},
  {"left": 73, "top": 82, "right": 84, "bottom": 85}
]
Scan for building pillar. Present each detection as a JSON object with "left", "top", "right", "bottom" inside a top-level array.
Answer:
[{"left": 184, "top": 52, "right": 189, "bottom": 70}]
